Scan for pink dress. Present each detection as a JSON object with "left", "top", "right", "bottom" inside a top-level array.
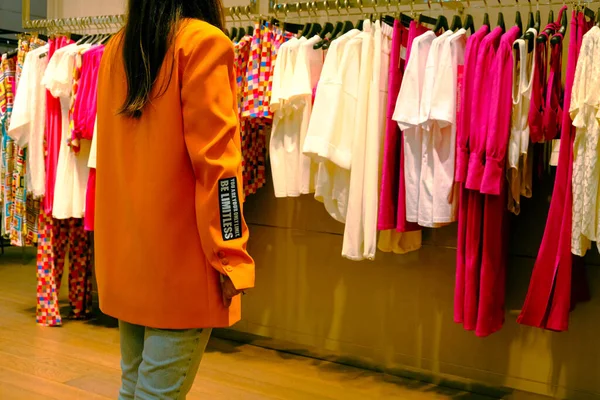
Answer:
[
  {"left": 477, "top": 26, "right": 521, "bottom": 337},
  {"left": 518, "top": 11, "right": 590, "bottom": 332},
  {"left": 454, "top": 25, "right": 489, "bottom": 325},
  {"left": 72, "top": 46, "right": 104, "bottom": 146},
  {"left": 44, "top": 36, "right": 73, "bottom": 214},
  {"left": 378, "top": 21, "right": 426, "bottom": 232},
  {"left": 462, "top": 27, "right": 502, "bottom": 331}
]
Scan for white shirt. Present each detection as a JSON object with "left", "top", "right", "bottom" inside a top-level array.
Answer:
[
  {"left": 427, "top": 29, "right": 465, "bottom": 226},
  {"left": 305, "top": 29, "right": 361, "bottom": 222},
  {"left": 343, "top": 20, "right": 375, "bottom": 261},
  {"left": 42, "top": 44, "right": 91, "bottom": 219},
  {"left": 363, "top": 21, "right": 393, "bottom": 260},
  {"left": 571, "top": 26, "right": 600, "bottom": 256},
  {"left": 270, "top": 37, "right": 303, "bottom": 197},
  {"left": 8, "top": 44, "right": 49, "bottom": 198},
  {"left": 415, "top": 30, "right": 455, "bottom": 227},
  {"left": 289, "top": 35, "right": 323, "bottom": 195},
  {"left": 392, "top": 31, "right": 435, "bottom": 226}
]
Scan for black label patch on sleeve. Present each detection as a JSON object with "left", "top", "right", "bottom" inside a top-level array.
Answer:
[{"left": 218, "top": 177, "right": 243, "bottom": 241}]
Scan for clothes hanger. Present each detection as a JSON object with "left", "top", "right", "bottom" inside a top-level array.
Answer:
[
  {"left": 450, "top": 14, "right": 463, "bottom": 30},
  {"left": 497, "top": 12, "right": 506, "bottom": 32},
  {"left": 463, "top": 14, "right": 476, "bottom": 34},
  {"left": 433, "top": 0, "right": 449, "bottom": 32},
  {"left": 550, "top": 5, "right": 567, "bottom": 45},
  {"left": 399, "top": 12, "right": 414, "bottom": 28},
  {"left": 515, "top": 10, "right": 523, "bottom": 34}
]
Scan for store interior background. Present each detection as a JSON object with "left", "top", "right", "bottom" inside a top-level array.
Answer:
[{"left": 9, "top": 0, "right": 599, "bottom": 398}]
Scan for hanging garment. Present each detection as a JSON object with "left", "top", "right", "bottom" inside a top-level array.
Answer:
[
  {"left": 416, "top": 29, "right": 455, "bottom": 227},
  {"left": 454, "top": 24, "right": 489, "bottom": 325},
  {"left": 378, "top": 21, "right": 409, "bottom": 231},
  {"left": 35, "top": 209, "right": 93, "bottom": 326},
  {"left": 518, "top": 11, "right": 591, "bottom": 332},
  {"left": 393, "top": 30, "right": 436, "bottom": 225},
  {"left": 10, "top": 45, "right": 49, "bottom": 199},
  {"left": 343, "top": 21, "right": 376, "bottom": 261},
  {"left": 289, "top": 35, "right": 323, "bottom": 195},
  {"left": 476, "top": 26, "right": 522, "bottom": 337},
  {"left": 304, "top": 28, "right": 361, "bottom": 223},
  {"left": 463, "top": 26, "right": 503, "bottom": 331},
  {"left": 378, "top": 20, "right": 424, "bottom": 254},
  {"left": 43, "top": 36, "right": 73, "bottom": 215},
  {"left": 270, "top": 36, "right": 304, "bottom": 198},
  {"left": 43, "top": 44, "right": 93, "bottom": 220},
  {"left": 507, "top": 29, "right": 538, "bottom": 215},
  {"left": 570, "top": 26, "right": 600, "bottom": 256},
  {"left": 543, "top": 29, "right": 564, "bottom": 141},
  {"left": 362, "top": 21, "right": 389, "bottom": 259},
  {"left": 86, "top": 119, "right": 97, "bottom": 231},
  {"left": 529, "top": 28, "right": 550, "bottom": 144}
]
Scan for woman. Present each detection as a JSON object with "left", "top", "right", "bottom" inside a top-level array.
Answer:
[{"left": 95, "top": 0, "right": 255, "bottom": 398}]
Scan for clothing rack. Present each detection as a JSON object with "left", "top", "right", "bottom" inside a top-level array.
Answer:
[
  {"left": 20, "top": 0, "right": 260, "bottom": 32},
  {"left": 269, "top": 0, "right": 595, "bottom": 15}
]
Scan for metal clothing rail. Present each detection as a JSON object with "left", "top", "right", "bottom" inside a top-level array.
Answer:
[
  {"left": 21, "top": 0, "right": 259, "bottom": 32},
  {"left": 269, "top": 0, "right": 595, "bottom": 15}
]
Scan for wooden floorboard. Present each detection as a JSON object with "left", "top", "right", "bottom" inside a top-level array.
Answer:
[{"left": 0, "top": 247, "right": 502, "bottom": 399}]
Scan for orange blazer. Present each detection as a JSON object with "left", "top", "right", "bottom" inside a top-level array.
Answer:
[{"left": 96, "top": 19, "right": 255, "bottom": 329}]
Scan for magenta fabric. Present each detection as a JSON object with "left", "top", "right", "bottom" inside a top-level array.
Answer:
[
  {"left": 462, "top": 27, "right": 503, "bottom": 331},
  {"left": 454, "top": 25, "right": 489, "bottom": 325},
  {"left": 378, "top": 21, "right": 409, "bottom": 231},
  {"left": 465, "top": 27, "right": 503, "bottom": 192},
  {"left": 528, "top": 34, "right": 549, "bottom": 144},
  {"left": 85, "top": 169, "right": 96, "bottom": 231},
  {"left": 44, "top": 36, "right": 73, "bottom": 214},
  {"left": 397, "top": 22, "right": 427, "bottom": 232},
  {"left": 378, "top": 20, "right": 426, "bottom": 232},
  {"left": 72, "top": 46, "right": 104, "bottom": 144},
  {"left": 518, "top": 11, "right": 590, "bottom": 331},
  {"left": 475, "top": 27, "right": 521, "bottom": 337},
  {"left": 543, "top": 31, "right": 564, "bottom": 141}
]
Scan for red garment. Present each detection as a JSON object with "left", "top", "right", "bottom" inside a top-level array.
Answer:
[
  {"left": 378, "top": 21, "right": 409, "bottom": 230},
  {"left": 518, "top": 11, "right": 590, "bottom": 332},
  {"left": 85, "top": 169, "right": 95, "bottom": 231},
  {"left": 462, "top": 27, "right": 502, "bottom": 331},
  {"left": 454, "top": 26, "right": 489, "bottom": 325},
  {"left": 72, "top": 46, "right": 104, "bottom": 143},
  {"left": 543, "top": 30, "right": 564, "bottom": 141},
  {"left": 476, "top": 27, "right": 521, "bottom": 337},
  {"left": 378, "top": 20, "right": 426, "bottom": 232},
  {"left": 43, "top": 36, "right": 73, "bottom": 214},
  {"left": 528, "top": 35, "right": 549, "bottom": 143}
]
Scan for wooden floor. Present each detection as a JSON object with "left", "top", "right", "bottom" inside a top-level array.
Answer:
[{"left": 0, "top": 247, "right": 513, "bottom": 400}]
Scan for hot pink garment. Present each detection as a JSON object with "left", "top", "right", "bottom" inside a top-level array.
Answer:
[
  {"left": 44, "top": 36, "right": 73, "bottom": 214},
  {"left": 378, "top": 21, "right": 409, "bottom": 231},
  {"left": 85, "top": 169, "right": 96, "bottom": 231},
  {"left": 543, "top": 29, "right": 564, "bottom": 141},
  {"left": 378, "top": 21, "right": 426, "bottom": 232},
  {"left": 454, "top": 25, "right": 489, "bottom": 325},
  {"left": 465, "top": 27, "right": 503, "bottom": 192},
  {"left": 462, "top": 27, "right": 502, "bottom": 331},
  {"left": 72, "top": 46, "right": 104, "bottom": 145},
  {"left": 528, "top": 33, "right": 549, "bottom": 144},
  {"left": 518, "top": 11, "right": 590, "bottom": 332},
  {"left": 476, "top": 26, "right": 521, "bottom": 337}
]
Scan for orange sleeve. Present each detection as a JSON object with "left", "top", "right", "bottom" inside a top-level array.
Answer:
[{"left": 181, "top": 25, "right": 255, "bottom": 291}]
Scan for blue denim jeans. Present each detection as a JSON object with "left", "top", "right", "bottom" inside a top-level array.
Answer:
[{"left": 118, "top": 321, "right": 212, "bottom": 400}]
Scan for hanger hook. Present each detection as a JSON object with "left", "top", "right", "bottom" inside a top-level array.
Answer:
[{"left": 427, "top": 0, "right": 431, "bottom": 9}]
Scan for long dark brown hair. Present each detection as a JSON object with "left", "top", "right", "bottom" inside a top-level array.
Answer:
[{"left": 119, "top": 0, "right": 225, "bottom": 118}]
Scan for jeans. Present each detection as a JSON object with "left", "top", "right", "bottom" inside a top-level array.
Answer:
[{"left": 118, "top": 321, "right": 212, "bottom": 400}]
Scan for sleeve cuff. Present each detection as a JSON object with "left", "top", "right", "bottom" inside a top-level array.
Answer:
[
  {"left": 480, "top": 157, "right": 503, "bottom": 195},
  {"left": 455, "top": 148, "right": 469, "bottom": 182},
  {"left": 213, "top": 250, "right": 255, "bottom": 291}
]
